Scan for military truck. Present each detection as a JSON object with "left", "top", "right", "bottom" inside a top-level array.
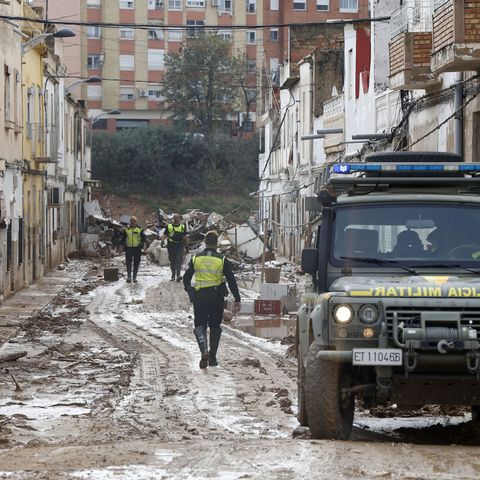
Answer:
[{"left": 297, "top": 152, "right": 480, "bottom": 440}]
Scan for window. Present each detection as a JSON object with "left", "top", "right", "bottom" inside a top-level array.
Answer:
[
  {"left": 246, "top": 0, "right": 256, "bottom": 12},
  {"left": 119, "top": 0, "right": 134, "bottom": 7},
  {"left": 217, "top": 30, "right": 232, "bottom": 41},
  {"left": 220, "top": 0, "right": 232, "bottom": 11},
  {"left": 316, "top": 0, "right": 329, "bottom": 9},
  {"left": 270, "top": 57, "right": 279, "bottom": 77},
  {"left": 148, "top": 0, "right": 163, "bottom": 8},
  {"left": 293, "top": 0, "right": 306, "bottom": 9},
  {"left": 245, "top": 89, "right": 256, "bottom": 102},
  {"left": 87, "top": 26, "right": 101, "bottom": 38},
  {"left": 168, "top": 28, "right": 182, "bottom": 41},
  {"left": 87, "top": 0, "right": 101, "bottom": 7},
  {"left": 186, "top": 0, "right": 204, "bottom": 6},
  {"left": 87, "top": 55, "right": 102, "bottom": 69},
  {"left": 242, "top": 120, "right": 254, "bottom": 132},
  {"left": 116, "top": 119, "right": 149, "bottom": 130},
  {"left": 247, "top": 58, "right": 256, "bottom": 71},
  {"left": 270, "top": 0, "right": 279, "bottom": 9},
  {"left": 340, "top": 0, "right": 358, "bottom": 10},
  {"left": 87, "top": 85, "right": 102, "bottom": 99},
  {"left": 148, "top": 86, "right": 163, "bottom": 100},
  {"left": 119, "top": 86, "right": 135, "bottom": 101},
  {"left": 186, "top": 20, "right": 204, "bottom": 37},
  {"left": 246, "top": 30, "right": 256, "bottom": 44},
  {"left": 119, "top": 54, "right": 135, "bottom": 70},
  {"left": 270, "top": 28, "right": 279, "bottom": 41},
  {"left": 119, "top": 28, "right": 134, "bottom": 39},
  {"left": 4, "top": 65, "right": 11, "bottom": 124},
  {"left": 148, "top": 28, "right": 164, "bottom": 40},
  {"left": 168, "top": 0, "right": 181, "bottom": 8},
  {"left": 148, "top": 49, "right": 164, "bottom": 70}
]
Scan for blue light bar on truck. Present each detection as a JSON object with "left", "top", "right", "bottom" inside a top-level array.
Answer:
[{"left": 332, "top": 163, "right": 480, "bottom": 174}]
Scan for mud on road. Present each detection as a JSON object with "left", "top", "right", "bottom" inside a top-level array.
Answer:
[{"left": 1, "top": 260, "right": 480, "bottom": 479}]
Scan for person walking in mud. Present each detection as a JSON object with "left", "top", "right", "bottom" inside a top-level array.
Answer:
[
  {"left": 123, "top": 216, "right": 146, "bottom": 283},
  {"left": 161, "top": 213, "right": 188, "bottom": 282},
  {"left": 183, "top": 231, "right": 241, "bottom": 369}
]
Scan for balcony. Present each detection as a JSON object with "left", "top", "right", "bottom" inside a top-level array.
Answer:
[
  {"left": 431, "top": 0, "right": 480, "bottom": 73},
  {"left": 389, "top": 0, "right": 440, "bottom": 90},
  {"left": 323, "top": 95, "right": 344, "bottom": 155}
]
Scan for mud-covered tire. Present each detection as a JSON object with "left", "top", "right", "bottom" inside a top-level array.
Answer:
[
  {"left": 304, "top": 343, "right": 354, "bottom": 440},
  {"left": 297, "top": 356, "right": 308, "bottom": 426},
  {"left": 472, "top": 405, "right": 480, "bottom": 423}
]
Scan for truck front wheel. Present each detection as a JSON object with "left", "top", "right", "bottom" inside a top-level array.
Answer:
[{"left": 305, "top": 343, "right": 354, "bottom": 440}]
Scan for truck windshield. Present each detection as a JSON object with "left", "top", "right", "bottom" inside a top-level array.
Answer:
[{"left": 331, "top": 203, "right": 480, "bottom": 267}]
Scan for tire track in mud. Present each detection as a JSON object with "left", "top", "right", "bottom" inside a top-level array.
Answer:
[{"left": 86, "top": 270, "right": 297, "bottom": 441}]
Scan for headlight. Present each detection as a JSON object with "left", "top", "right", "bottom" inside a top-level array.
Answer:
[
  {"left": 359, "top": 305, "right": 378, "bottom": 324},
  {"left": 334, "top": 305, "right": 354, "bottom": 324}
]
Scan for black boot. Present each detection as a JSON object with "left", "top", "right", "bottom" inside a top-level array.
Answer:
[
  {"left": 209, "top": 327, "right": 222, "bottom": 367},
  {"left": 193, "top": 326, "right": 209, "bottom": 369}
]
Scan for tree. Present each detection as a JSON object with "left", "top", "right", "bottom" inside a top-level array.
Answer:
[{"left": 161, "top": 34, "right": 240, "bottom": 137}]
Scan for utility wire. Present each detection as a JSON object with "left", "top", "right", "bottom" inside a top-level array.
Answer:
[
  {"left": 0, "top": 14, "right": 391, "bottom": 30},
  {"left": 402, "top": 90, "right": 480, "bottom": 151}
]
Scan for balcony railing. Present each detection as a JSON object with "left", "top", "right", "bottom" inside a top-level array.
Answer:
[{"left": 390, "top": 0, "right": 434, "bottom": 38}]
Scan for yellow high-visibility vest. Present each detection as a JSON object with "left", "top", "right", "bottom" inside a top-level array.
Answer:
[
  {"left": 167, "top": 223, "right": 186, "bottom": 242},
  {"left": 125, "top": 226, "right": 142, "bottom": 248},
  {"left": 193, "top": 254, "right": 224, "bottom": 291}
]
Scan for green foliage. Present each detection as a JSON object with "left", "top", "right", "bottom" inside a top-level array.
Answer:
[
  {"left": 92, "top": 126, "right": 259, "bottom": 211},
  {"left": 161, "top": 34, "right": 253, "bottom": 136}
]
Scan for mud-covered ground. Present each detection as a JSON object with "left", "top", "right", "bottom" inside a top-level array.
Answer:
[{"left": 1, "top": 259, "right": 480, "bottom": 479}]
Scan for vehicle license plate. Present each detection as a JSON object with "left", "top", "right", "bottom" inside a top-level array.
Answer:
[{"left": 352, "top": 349, "right": 403, "bottom": 366}]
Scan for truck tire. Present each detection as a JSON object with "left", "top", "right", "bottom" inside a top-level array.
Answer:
[
  {"left": 297, "top": 356, "right": 308, "bottom": 426},
  {"left": 305, "top": 343, "right": 354, "bottom": 440},
  {"left": 472, "top": 406, "right": 480, "bottom": 423}
]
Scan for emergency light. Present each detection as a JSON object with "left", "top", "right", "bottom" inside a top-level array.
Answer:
[{"left": 332, "top": 163, "right": 480, "bottom": 174}]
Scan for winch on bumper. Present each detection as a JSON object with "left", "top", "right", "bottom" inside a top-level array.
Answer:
[{"left": 318, "top": 297, "right": 480, "bottom": 377}]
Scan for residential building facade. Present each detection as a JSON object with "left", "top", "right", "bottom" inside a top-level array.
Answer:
[
  {"left": 0, "top": 3, "right": 91, "bottom": 300},
  {"left": 260, "top": 0, "right": 480, "bottom": 262},
  {"left": 0, "top": 0, "right": 24, "bottom": 297},
  {"left": 69, "top": 0, "right": 367, "bottom": 132}
]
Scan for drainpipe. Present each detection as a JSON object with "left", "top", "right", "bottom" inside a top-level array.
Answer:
[{"left": 454, "top": 72, "right": 464, "bottom": 159}]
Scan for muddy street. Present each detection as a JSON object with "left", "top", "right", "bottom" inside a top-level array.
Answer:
[{"left": 1, "top": 260, "right": 480, "bottom": 479}]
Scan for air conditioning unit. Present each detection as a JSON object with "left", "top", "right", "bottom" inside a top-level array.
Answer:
[
  {"left": 138, "top": 89, "right": 148, "bottom": 97},
  {"left": 211, "top": 0, "right": 219, "bottom": 5}
]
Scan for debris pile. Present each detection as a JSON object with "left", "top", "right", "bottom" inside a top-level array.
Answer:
[{"left": 82, "top": 202, "right": 272, "bottom": 267}]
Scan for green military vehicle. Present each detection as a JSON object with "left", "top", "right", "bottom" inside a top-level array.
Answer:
[{"left": 297, "top": 152, "right": 480, "bottom": 440}]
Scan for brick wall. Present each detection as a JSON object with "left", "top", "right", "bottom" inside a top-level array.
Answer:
[
  {"left": 290, "top": 24, "right": 344, "bottom": 76},
  {"left": 412, "top": 32, "right": 433, "bottom": 66},
  {"left": 389, "top": 33, "right": 406, "bottom": 76},
  {"left": 465, "top": 0, "right": 480, "bottom": 42},
  {"left": 432, "top": 0, "right": 455, "bottom": 53}
]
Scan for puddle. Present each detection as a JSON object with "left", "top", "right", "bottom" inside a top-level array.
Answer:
[{"left": 0, "top": 396, "right": 91, "bottom": 420}]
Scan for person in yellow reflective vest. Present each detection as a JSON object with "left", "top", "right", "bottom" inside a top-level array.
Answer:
[
  {"left": 183, "top": 231, "right": 241, "bottom": 369},
  {"left": 122, "top": 216, "right": 146, "bottom": 283},
  {"left": 161, "top": 213, "right": 188, "bottom": 282}
]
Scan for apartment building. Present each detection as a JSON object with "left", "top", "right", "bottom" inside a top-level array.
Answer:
[{"left": 78, "top": 0, "right": 368, "bottom": 132}]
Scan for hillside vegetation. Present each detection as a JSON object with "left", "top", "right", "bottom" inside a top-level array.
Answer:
[{"left": 92, "top": 126, "right": 259, "bottom": 220}]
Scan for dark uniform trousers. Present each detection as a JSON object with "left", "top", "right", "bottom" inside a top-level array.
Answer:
[
  {"left": 167, "top": 242, "right": 184, "bottom": 277},
  {"left": 125, "top": 246, "right": 142, "bottom": 279},
  {"left": 192, "top": 285, "right": 224, "bottom": 329}
]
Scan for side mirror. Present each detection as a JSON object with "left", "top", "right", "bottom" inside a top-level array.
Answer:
[{"left": 301, "top": 248, "right": 318, "bottom": 276}]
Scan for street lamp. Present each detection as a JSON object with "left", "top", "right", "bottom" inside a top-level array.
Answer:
[
  {"left": 91, "top": 109, "right": 121, "bottom": 127},
  {"left": 65, "top": 76, "right": 102, "bottom": 95},
  {"left": 22, "top": 28, "right": 76, "bottom": 55}
]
